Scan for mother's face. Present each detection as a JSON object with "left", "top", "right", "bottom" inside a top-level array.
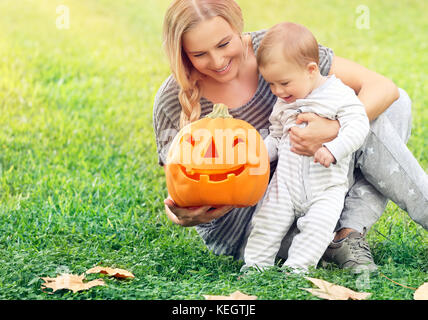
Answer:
[{"left": 182, "top": 16, "right": 244, "bottom": 84}]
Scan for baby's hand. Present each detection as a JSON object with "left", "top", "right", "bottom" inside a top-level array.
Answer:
[{"left": 314, "top": 146, "right": 335, "bottom": 168}]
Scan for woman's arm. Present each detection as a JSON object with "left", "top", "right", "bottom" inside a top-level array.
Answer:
[
  {"left": 329, "top": 55, "right": 399, "bottom": 120},
  {"left": 289, "top": 55, "right": 400, "bottom": 156}
]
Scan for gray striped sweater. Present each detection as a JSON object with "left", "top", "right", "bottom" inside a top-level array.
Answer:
[{"left": 152, "top": 29, "right": 335, "bottom": 259}]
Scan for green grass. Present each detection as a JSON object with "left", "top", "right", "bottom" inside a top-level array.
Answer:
[{"left": 0, "top": 0, "right": 426, "bottom": 300}]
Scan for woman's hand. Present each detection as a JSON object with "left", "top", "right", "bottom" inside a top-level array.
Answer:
[
  {"left": 164, "top": 197, "right": 234, "bottom": 227},
  {"left": 289, "top": 112, "right": 340, "bottom": 156}
]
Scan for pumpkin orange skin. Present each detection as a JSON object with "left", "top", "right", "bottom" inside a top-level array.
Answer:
[{"left": 165, "top": 106, "right": 269, "bottom": 208}]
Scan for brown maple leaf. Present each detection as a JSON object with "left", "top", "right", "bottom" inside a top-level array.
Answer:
[
  {"left": 85, "top": 266, "right": 135, "bottom": 279},
  {"left": 203, "top": 290, "right": 257, "bottom": 300},
  {"left": 302, "top": 277, "right": 371, "bottom": 300},
  {"left": 41, "top": 274, "right": 105, "bottom": 293},
  {"left": 414, "top": 282, "right": 428, "bottom": 300}
]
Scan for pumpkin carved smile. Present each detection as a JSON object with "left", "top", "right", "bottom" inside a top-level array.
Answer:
[{"left": 179, "top": 164, "right": 246, "bottom": 182}]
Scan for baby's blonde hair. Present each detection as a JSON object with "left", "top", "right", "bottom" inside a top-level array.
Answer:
[
  {"left": 257, "top": 22, "right": 319, "bottom": 69},
  {"left": 163, "top": 0, "right": 244, "bottom": 128}
]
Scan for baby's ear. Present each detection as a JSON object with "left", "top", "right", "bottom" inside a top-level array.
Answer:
[{"left": 307, "top": 62, "right": 319, "bottom": 74}]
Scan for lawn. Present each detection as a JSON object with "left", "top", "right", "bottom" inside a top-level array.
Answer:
[{"left": 0, "top": 0, "right": 427, "bottom": 300}]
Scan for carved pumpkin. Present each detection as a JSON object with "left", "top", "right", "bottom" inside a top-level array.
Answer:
[{"left": 165, "top": 103, "right": 269, "bottom": 207}]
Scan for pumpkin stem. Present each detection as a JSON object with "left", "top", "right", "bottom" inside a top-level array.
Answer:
[{"left": 205, "top": 103, "right": 233, "bottom": 119}]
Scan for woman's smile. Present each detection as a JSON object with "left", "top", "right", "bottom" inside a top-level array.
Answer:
[{"left": 214, "top": 59, "right": 232, "bottom": 74}]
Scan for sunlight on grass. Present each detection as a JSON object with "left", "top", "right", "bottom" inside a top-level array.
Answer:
[{"left": 0, "top": 0, "right": 426, "bottom": 300}]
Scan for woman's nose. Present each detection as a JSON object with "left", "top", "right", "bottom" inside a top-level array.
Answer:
[{"left": 210, "top": 52, "right": 225, "bottom": 69}]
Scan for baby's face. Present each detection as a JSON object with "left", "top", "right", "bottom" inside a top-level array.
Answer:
[{"left": 259, "top": 49, "right": 314, "bottom": 103}]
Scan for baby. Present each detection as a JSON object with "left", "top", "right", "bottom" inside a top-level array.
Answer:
[{"left": 242, "top": 22, "right": 370, "bottom": 272}]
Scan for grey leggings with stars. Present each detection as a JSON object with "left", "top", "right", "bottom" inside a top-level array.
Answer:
[
  {"left": 339, "top": 88, "right": 428, "bottom": 233},
  {"left": 277, "top": 88, "right": 428, "bottom": 258}
]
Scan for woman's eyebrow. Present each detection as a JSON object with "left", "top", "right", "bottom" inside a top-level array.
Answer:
[{"left": 187, "top": 35, "right": 232, "bottom": 54}]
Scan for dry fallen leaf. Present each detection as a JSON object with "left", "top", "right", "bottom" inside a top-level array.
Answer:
[
  {"left": 85, "top": 266, "right": 135, "bottom": 279},
  {"left": 302, "top": 277, "right": 371, "bottom": 300},
  {"left": 204, "top": 290, "right": 257, "bottom": 300},
  {"left": 41, "top": 274, "right": 105, "bottom": 293},
  {"left": 414, "top": 282, "right": 428, "bottom": 300}
]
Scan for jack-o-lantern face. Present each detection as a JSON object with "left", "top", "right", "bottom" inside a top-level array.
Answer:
[
  {"left": 165, "top": 104, "right": 269, "bottom": 207},
  {"left": 178, "top": 132, "right": 247, "bottom": 182}
]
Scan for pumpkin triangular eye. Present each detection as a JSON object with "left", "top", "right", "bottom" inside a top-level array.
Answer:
[
  {"left": 204, "top": 137, "right": 219, "bottom": 158},
  {"left": 233, "top": 137, "right": 244, "bottom": 147},
  {"left": 183, "top": 134, "right": 195, "bottom": 146}
]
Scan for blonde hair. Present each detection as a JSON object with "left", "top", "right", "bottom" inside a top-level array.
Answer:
[
  {"left": 163, "top": 0, "right": 244, "bottom": 128},
  {"left": 257, "top": 22, "right": 319, "bottom": 69}
]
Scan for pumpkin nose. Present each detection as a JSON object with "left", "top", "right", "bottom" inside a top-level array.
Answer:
[{"left": 204, "top": 138, "right": 219, "bottom": 158}]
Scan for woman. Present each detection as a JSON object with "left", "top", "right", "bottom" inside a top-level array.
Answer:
[{"left": 153, "top": 0, "right": 428, "bottom": 273}]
